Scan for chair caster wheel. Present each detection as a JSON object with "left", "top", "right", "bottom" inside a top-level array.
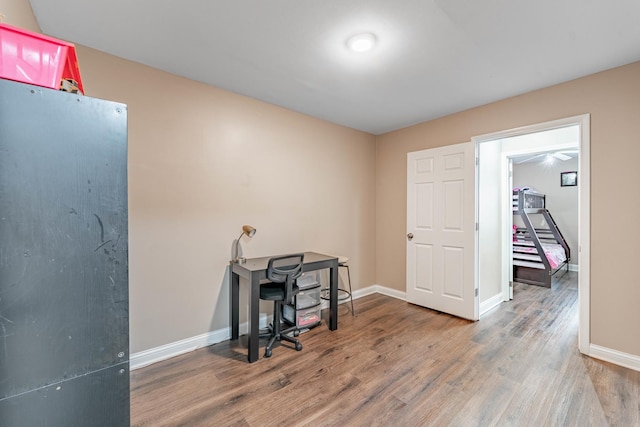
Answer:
[
  {"left": 265, "top": 349, "right": 272, "bottom": 358},
  {"left": 295, "top": 342, "right": 303, "bottom": 351},
  {"left": 293, "top": 330, "right": 300, "bottom": 337}
]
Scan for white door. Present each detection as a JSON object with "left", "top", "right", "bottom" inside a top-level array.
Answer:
[{"left": 406, "top": 142, "right": 478, "bottom": 320}]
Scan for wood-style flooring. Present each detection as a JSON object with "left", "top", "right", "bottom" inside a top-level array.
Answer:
[{"left": 130, "top": 273, "right": 640, "bottom": 426}]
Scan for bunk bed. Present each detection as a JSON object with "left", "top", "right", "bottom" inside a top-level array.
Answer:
[{"left": 512, "top": 189, "right": 570, "bottom": 288}]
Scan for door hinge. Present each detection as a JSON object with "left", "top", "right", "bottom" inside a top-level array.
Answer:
[
  {"left": 475, "top": 288, "right": 478, "bottom": 297},
  {"left": 475, "top": 222, "right": 479, "bottom": 231},
  {"left": 475, "top": 157, "right": 479, "bottom": 166},
  {"left": 509, "top": 282, "right": 513, "bottom": 288}
]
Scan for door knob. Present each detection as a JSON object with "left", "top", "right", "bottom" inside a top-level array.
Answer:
[{"left": 407, "top": 233, "right": 414, "bottom": 241}]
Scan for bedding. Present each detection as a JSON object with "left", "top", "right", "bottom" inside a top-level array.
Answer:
[{"left": 517, "top": 242, "right": 567, "bottom": 269}]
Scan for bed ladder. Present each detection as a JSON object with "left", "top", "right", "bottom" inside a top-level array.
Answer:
[
  {"left": 513, "top": 190, "right": 571, "bottom": 287},
  {"left": 539, "top": 209, "right": 570, "bottom": 261},
  {"left": 515, "top": 208, "right": 570, "bottom": 263},
  {"left": 515, "top": 208, "right": 552, "bottom": 271}
]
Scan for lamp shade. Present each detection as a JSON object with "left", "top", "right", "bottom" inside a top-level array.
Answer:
[{"left": 242, "top": 225, "right": 256, "bottom": 238}]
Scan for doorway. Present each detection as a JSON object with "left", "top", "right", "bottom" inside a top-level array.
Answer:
[{"left": 474, "top": 114, "right": 590, "bottom": 354}]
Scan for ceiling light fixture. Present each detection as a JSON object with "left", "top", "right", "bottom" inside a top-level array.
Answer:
[{"left": 346, "top": 32, "right": 377, "bottom": 53}]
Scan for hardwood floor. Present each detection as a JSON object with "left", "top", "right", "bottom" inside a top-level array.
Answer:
[{"left": 130, "top": 273, "right": 640, "bottom": 426}]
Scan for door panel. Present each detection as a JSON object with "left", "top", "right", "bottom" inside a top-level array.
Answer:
[
  {"left": 443, "top": 246, "right": 464, "bottom": 298},
  {"left": 443, "top": 180, "right": 464, "bottom": 230},
  {"left": 416, "top": 183, "right": 434, "bottom": 229},
  {"left": 415, "top": 244, "right": 433, "bottom": 292},
  {"left": 407, "top": 142, "right": 477, "bottom": 320}
]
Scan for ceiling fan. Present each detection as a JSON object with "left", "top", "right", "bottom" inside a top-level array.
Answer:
[{"left": 514, "top": 150, "right": 577, "bottom": 164}]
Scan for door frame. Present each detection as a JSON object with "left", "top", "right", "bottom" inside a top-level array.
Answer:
[
  {"left": 501, "top": 130, "right": 579, "bottom": 301},
  {"left": 472, "top": 114, "right": 590, "bottom": 354}
]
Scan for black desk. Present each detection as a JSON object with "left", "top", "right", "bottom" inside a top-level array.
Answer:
[{"left": 230, "top": 252, "right": 339, "bottom": 362}]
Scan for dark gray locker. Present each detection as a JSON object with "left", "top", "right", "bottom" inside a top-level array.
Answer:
[{"left": 0, "top": 79, "right": 129, "bottom": 426}]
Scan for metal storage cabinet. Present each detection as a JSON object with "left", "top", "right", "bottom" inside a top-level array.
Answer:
[{"left": 0, "top": 79, "right": 129, "bottom": 426}]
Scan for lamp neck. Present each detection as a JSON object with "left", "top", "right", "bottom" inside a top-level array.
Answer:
[{"left": 233, "top": 231, "right": 245, "bottom": 262}]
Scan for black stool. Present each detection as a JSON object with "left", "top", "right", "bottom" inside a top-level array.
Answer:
[{"left": 321, "top": 256, "right": 354, "bottom": 315}]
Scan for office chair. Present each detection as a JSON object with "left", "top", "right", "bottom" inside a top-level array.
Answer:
[{"left": 260, "top": 253, "right": 305, "bottom": 358}]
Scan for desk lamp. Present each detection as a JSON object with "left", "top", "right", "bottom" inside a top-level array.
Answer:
[{"left": 233, "top": 225, "right": 256, "bottom": 262}]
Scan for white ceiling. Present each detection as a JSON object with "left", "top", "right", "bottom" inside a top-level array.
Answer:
[
  {"left": 30, "top": 0, "right": 640, "bottom": 135},
  {"left": 511, "top": 150, "right": 579, "bottom": 164}
]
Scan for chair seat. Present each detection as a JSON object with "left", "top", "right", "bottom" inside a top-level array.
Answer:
[{"left": 260, "top": 282, "right": 299, "bottom": 301}]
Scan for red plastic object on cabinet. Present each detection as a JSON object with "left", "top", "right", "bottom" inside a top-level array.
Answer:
[{"left": 0, "top": 23, "right": 84, "bottom": 94}]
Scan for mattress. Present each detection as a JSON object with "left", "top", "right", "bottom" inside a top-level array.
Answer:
[{"left": 513, "top": 242, "right": 566, "bottom": 269}]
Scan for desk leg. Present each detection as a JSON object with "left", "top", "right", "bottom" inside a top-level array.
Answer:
[
  {"left": 248, "top": 273, "right": 260, "bottom": 363},
  {"left": 230, "top": 269, "right": 240, "bottom": 340},
  {"left": 329, "top": 263, "right": 338, "bottom": 330}
]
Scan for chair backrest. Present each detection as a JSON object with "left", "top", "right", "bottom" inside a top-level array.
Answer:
[{"left": 267, "top": 253, "right": 305, "bottom": 305}]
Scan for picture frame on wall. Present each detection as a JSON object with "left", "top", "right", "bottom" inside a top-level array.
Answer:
[{"left": 561, "top": 171, "right": 578, "bottom": 187}]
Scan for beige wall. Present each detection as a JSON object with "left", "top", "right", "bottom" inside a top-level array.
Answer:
[
  {"left": 376, "top": 62, "right": 640, "bottom": 357},
  {"left": 4, "top": 0, "right": 639, "bottom": 359},
  {"left": 82, "top": 49, "right": 376, "bottom": 353},
  {"left": 0, "top": 0, "right": 40, "bottom": 32},
  {"left": 2, "top": 2, "right": 376, "bottom": 353}
]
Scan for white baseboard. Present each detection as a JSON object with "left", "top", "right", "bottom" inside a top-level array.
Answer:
[
  {"left": 130, "top": 330, "right": 225, "bottom": 370},
  {"left": 351, "top": 283, "right": 406, "bottom": 300},
  {"left": 133, "top": 285, "right": 639, "bottom": 374},
  {"left": 132, "top": 285, "right": 403, "bottom": 370},
  {"left": 480, "top": 293, "right": 504, "bottom": 317},
  {"left": 569, "top": 263, "right": 579, "bottom": 272},
  {"left": 588, "top": 344, "right": 640, "bottom": 372},
  {"left": 130, "top": 314, "right": 270, "bottom": 370}
]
